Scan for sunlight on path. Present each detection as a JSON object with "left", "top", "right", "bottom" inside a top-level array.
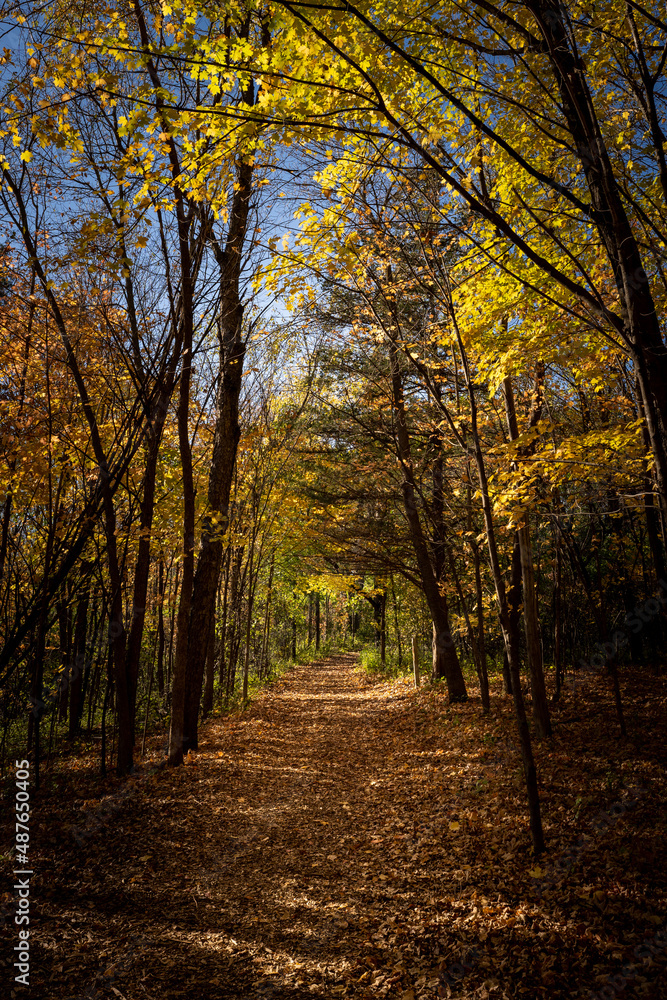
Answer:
[{"left": 134, "top": 654, "right": 455, "bottom": 999}]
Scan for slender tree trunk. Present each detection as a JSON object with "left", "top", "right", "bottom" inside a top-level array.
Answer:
[
  {"left": 449, "top": 550, "right": 489, "bottom": 712},
  {"left": 183, "top": 157, "right": 254, "bottom": 752},
  {"left": 553, "top": 534, "right": 563, "bottom": 701},
  {"left": 380, "top": 588, "right": 386, "bottom": 664},
  {"left": 219, "top": 548, "right": 230, "bottom": 685},
  {"left": 260, "top": 551, "right": 275, "bottom": 678},
  {"left": 558, "top": 523, "right": 627, "bottom": 736},
  {"left": 636, "top": 385, "right": 667, "bottom": 582},
  {"left": 308, "top": 592, "right": 313, "bottom": 645},
  {"left": 452, "top": 316, "right": 544, "bottom": 854},
  {"left": 385, "top": 318, "right": 467, "bottom": 702},
  {"left": 202, "top": 611, "right": 216, "bottom": 719},
  {"left": 57, "top": 592, "right": 71, "bottom": 721},
  {"left": 156, "top": 558, "right": 165, "bottom": 698},
  {"left": 125, "top": 403, "right": 171, "bottom": 741},
  {"left": 69, "top": 565, "right": 93, "bottom": 740},
  {"left": 503, "top": 376, "right": 551, "bottom": 738},
  {"left": 167, "top": 560, "right": 179, "bottom": 694},
  {"left": 242, "top": 539, "right": 255, "bottom": 703},
  {"left": 391, "top": 575, "right": 403, "bottom": 667},
  {"left": 471, "top": 542, "right": 489, "bottom": 708}
]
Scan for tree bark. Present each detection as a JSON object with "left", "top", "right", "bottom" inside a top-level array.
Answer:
[
  {"left": 503, "top": 376, "right": 551, "bottom": 737},
  {"left": 69, "top": 565, "right": 93, "bottom": 740},
  {"left": 453, "top": 316, "right": 544, "bottom": 854},
  {"left": 386, "top": 318, "right": 467, "bottom": 702},
  {"left": 156, "top": 559, "right": 165, "bottom": 698},
  {"left": 183, "top": 157, "right": 255, "bottom": 751},
  {"left": 528, "top": 0, "right": 667, "bottom": 527}
]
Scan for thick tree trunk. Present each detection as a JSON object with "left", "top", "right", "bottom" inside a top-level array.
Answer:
[
  {"left": 167, "top": 209, "right": 196, "bottom": 766},
  {"left": 431, "top": 591, "right": 464, "bottom": 695},
  {"left": 182, "top": 159, "right": 254, "bottom": 751},
  {"left": 530, "top": 0, "right": 667, "bottom": 528}
]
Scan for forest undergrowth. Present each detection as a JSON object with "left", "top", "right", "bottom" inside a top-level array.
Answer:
[{"left": 1, "top": 653, "right": 666, "bottom": 1000}]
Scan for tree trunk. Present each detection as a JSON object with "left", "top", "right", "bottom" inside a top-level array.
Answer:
[
  {"left": 69, "top": 566, "right": 93, "bottom": 740},
  {"left": 471, "top": 543, "right": 490, "bottom": 710},
  {"left": 218, "top": 547, "right": 230, "bottom": 691},
  {"left": 530, "top": 0, "right": 667, "bottom": 527},
  {"left": 503, "top": 376, "right": 551, "bottom": 737},
  {"left": 308, "top": 591, "right": 313, "bottom": 645},
  {"left": 167, "top": 212, "right": 196, "bottom": 766},
  {"left": 202, "top": 610, "right": 216, "bottom": 719},
  {"left": 386, "top": 319, "right": 467, "bottom": 702},
  {"left": 391, "top": 575, "right": 403, "bottom": 667},
  {"left": 125, "top": 405, "right": 170, "bottom": 741},
  {"left": 242, "top": 540, "right": 255, "bottom": 703},
  {"left": 156, "top": 559, "right": 165, "bottom": 698},
  {"left": 453, "top": 316, "right": 544, "bottom": 854},
  {"left": 553, "top": 534, "right": 563, "bottom": 701},
  {"left": 182, "top": 158, "right": 254, "bottom": 752},
  {"left": 449, "top": 549, "right": 489, "bottom": 712},
  {"left": 260, "top": 551, "right": 275, "bottom": 678},
  {"left": 379, "top": 589, "right": 386, "bottom": 664},
  {"left": 57, "top": 591, "right": 72, "bottom": 721}
]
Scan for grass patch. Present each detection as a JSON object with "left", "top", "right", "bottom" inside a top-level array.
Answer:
[{"left": 359, "top": 645, "right": 409, "bottom": 678}]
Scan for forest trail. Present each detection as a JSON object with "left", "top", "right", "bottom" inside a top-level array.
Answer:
[
  {"left": 23, "top": 654, "right": 667, "bottom": 1000},
  {"left": 36, "top": 652, "right": 480, "bottom": 1000}
]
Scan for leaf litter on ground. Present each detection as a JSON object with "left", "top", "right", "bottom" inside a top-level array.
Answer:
[{"left": 1, "top": 653, "right": 666, "bottom": 999}]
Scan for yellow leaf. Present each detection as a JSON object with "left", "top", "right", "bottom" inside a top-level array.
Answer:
[{"left": 20, "top": 150, "right": 32, "bottom": 162}]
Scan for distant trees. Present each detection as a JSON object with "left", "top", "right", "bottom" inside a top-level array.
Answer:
[{"left": 0, "top": 0, "right": 664, "bottom": 857}]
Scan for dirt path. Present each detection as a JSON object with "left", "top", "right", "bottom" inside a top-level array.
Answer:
[
  {"left": 9, "top": 654, "right": 667, "bottom": 999},
  {"left": 37, "top": 654, "right": 458, "bottom": 1000}
]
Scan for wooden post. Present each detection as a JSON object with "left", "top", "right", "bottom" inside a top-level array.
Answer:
[{"left": 412, "top": 635, "right": 420, "bottom": 688}]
